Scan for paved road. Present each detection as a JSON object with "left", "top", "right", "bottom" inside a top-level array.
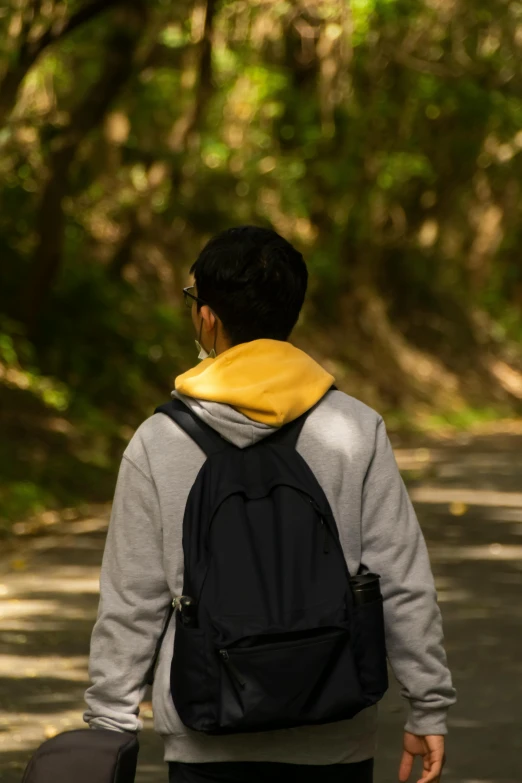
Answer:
[{"left": 1, "top": 430, "right": 521, "bottom": 782}]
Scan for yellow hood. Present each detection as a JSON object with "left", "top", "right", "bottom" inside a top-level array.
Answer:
[{"left": 175, "top": 339, "right": 335, "bottom": 427}]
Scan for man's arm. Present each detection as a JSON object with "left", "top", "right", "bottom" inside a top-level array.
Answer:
[
  {"left": 360, "top": 417, "right": 457, "bottom": 735},
  {"left": 83, "top": 451, "right": 171, "bottom": 732}
]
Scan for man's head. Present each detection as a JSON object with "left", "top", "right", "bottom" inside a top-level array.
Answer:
[{"left": 188, "top": 225, "right": 308, "bottom": 355}]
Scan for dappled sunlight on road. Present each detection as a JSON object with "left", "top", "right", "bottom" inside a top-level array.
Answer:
[
  {"left": 0, "top": 433, "right": 521, "bottom": 782},
  {"left": 430, "top": 543, "right": 522, "bottom": 561},
  {"left": 409, "top": 487, "right": 522, "bottom": 508},
  {"left": 376, "top": 434, "right": 522, "bottom": 783},
  {"left": 0, "top": 518, "right": 164, "bottom": 780}
]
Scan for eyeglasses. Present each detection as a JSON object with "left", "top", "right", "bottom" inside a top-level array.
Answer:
[{"left": 183, "top": 286, "right": 207, "bottom": 309}]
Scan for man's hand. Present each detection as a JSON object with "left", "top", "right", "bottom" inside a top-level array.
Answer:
[{"left": 398, "top": 732, "right": 445, "bottom": 783}]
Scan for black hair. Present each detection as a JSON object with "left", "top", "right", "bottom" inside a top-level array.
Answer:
[{"left": 190, "top": 225, "right": 308, "bottom": 345}]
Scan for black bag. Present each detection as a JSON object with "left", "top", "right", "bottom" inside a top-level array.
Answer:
[
  {"left": 155, "top": 396, "right": 388, "bottom": 736},
  {"left": 21, "top": 728, "right": 139, "bottom": 783}
]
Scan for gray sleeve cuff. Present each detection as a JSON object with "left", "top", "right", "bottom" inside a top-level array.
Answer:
[
  {"left": 404, "top": 704, "right": 449, "bottom": 736},
  {"left": 84, "top": 714, "right": 141, "bottom": 734}
]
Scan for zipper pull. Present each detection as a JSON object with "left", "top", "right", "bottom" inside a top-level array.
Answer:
[{"left": 219, "top": 650, "right": 246, "bottom": 688}]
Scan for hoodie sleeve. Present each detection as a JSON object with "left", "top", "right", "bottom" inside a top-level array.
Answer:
[
  {"left": 83, "top": 451, "right": 171, "bottom": 733},
  {"left": 360, "top": 417, "right": 457, "bottom": 735}
]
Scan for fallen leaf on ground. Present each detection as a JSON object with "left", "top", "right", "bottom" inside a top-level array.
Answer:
[{"left": 10, "top": 558, "right": 27, "bottom": 571}]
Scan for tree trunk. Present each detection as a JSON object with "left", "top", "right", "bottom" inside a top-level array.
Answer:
[
  {"left": 24, "top": 3, "right": 146, "bottom": 336},
  {"left": 0, "top": 68, "right": 28, "bottom": 129}
]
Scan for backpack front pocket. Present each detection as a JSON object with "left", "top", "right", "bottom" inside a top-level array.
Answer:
[{"left": 215, "top": 627, "right": 365, "bottom": 733}]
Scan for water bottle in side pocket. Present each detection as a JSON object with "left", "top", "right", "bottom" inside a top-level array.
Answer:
[{"left": 349, "top": 573, "right": 382, "bottom": 605}]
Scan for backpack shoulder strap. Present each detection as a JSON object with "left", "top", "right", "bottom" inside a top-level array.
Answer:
[
  {"left": 269, "top": 384, "right": 338, "bottom": 450},
  {"left": 155, "top": 398, "right": 229, "bottom": 457}
]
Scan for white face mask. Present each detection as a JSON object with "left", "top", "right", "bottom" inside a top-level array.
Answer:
[
  {"left": 195, "top": 319, "right": 217, "bottom": 360},
  {"left": 195, "top": 340, "right": 216, "bottom": 361}
]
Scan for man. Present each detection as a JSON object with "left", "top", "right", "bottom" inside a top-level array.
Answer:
[{"left": 84, "top": 225, "right": 456, "bottom": 783}]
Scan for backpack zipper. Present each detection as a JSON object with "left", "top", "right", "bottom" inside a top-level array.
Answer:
[
  {"left": 219, "top": 650, "right": 246, "bottom": 687},
  {"left": 307, "top": 497, "right": 330, "bottom": 554},
  {"left": 220, "top": 628, "right": 344, "bottom": 656},
  {"left": 321, "top": 519, "right": 330, "bottom": 554}
]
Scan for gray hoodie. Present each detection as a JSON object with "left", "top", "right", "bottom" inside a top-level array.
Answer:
[{"left": 84, "top": 389, "right": 456, "bottom": 764}]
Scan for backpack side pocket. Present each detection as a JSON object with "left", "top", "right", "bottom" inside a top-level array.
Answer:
[
  {"left": 170, "top": 617, "right": 216, "bottom": 732},
  {"left": 351, "top": 597, "right": 388, "bottom": 704}
]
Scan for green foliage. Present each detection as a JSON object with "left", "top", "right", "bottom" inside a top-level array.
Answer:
[
  {"left": 1, "top": 0, "right": 522, "bottom": 528},
  {"left": 0, "top": 318, "right": 70, "bottom": 412},
  {"left": 420, "top": 406, "right": 509, "bottom": 433},
  {"left": 0, "top": 481, "right": 52, "bottom": 531}
]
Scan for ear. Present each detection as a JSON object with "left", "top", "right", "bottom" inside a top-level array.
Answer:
[{"left": 199, "top": 305, "right": 216, "bottom": 333}]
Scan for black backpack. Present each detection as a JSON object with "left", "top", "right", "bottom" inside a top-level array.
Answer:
[{"left": 155, "top": 395, "right": 388, "bottom": 735}]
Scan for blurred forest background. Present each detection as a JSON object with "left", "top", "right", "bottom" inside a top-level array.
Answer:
[{"left": 1, "top": 0, "right": 522, "bottom": 528}]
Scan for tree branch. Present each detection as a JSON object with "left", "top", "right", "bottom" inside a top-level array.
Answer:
[
  {"left": 19, "top": 0, "right": 40, "bottom": 57},
  {"left": 169, "top": 0, "right": 217, "bottom": 151},
  {"left": 0, "top": 0, "right": 124, "bottom": 128},
  {"left": 391, "top": 49, "right": 463, "bottom": 79},
  {"left": 27, "top": 0, "right": 123, "bottom": 61}
]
